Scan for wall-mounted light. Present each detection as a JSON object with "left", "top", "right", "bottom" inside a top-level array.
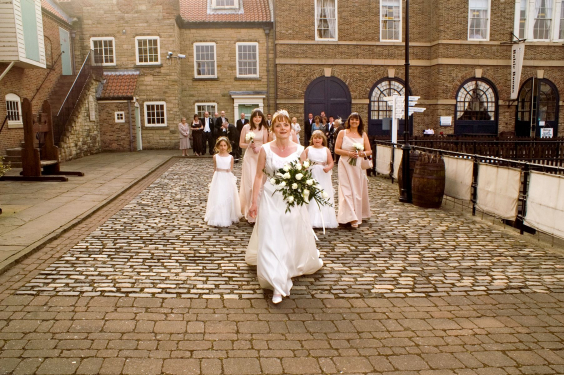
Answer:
[{"left": 122, "top": 29, "right": 126, "bottom": 35}]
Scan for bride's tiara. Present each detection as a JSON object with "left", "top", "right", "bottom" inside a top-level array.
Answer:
[{"left": 272, "top": 109, "right": 290, "bottom": 121}]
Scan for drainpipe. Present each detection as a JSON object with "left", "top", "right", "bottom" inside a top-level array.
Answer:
[
  {"left": 272, "top": 0, "right": 277, "bottom": 111},
  {"left": 128, "top": 100, "right": 133, "bottom": 152},
  {"left": 0, "top": 62, "right": 15, "bottom": 82},
  {"left": 264, "top": 27, "right": 271, "bottom": 113}
]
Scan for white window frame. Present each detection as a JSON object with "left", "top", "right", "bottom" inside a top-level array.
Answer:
[
  {"left": 515, "top": 0, "right": 564, "bottom": 41},
  {"left": 380, "top": 0, "right": 402, "bottom": 42},
  {"left": 115, "top": 111, "right": 125, "bottom": 123},
  {"left": 144, "top": 101, "right": 167, "bottom": 127},
  {"left": 90, "top": 37, "right": 116, "bottom": 66},
  {"left": 195, "top": 103, "right": 218, "bottom": 119},
  {"left": 236, "top": 42, "right": 259, "bottom": 78},
  {"left": 193, "top": 43, "right": 217, "bottom": 78},
  {"left": 212, "top": 0, "right": 238, "bottom": 9},
  {"left": 467, "top": 0, "right": 491, "bottom": 41},
  {"left": 5, "top": 93, "right": 23, "bottom": 128},
  {"left": 315, "top": 0, "right": 338, "bottom": 41},
  {"left": 135, "top": 36, "right": 160, "bottom": 65}
]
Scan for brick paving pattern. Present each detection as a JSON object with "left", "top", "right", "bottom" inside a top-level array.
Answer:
[
  {"left": 1, "top": 158, "right": 564, "bottom": 374},
  {"left": 13, "top": 158, "right": 564, "bottom": 299}
]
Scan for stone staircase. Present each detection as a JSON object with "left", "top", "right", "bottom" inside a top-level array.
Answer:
[{"left": 1, "top": 75, "right": 76, "bottom": 168}]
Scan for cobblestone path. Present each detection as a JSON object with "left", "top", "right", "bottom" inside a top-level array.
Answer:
[
  {"left": 2, "top": 158, "right": 564, "bottom": 374},
  {"left": 14, "top": 159, "right": 564, "bottom": 299}
]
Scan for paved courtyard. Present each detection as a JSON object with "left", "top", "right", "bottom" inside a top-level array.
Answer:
[{"left": 1, "top": 158, "right": 564, "bottom": 374}]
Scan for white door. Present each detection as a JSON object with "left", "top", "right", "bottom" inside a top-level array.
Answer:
[
  {"left": 59, "top": 28, "right": 72, "bottom": 75},
  {"left": 135, "top": 105, "right": 142, "bottom": 150}
]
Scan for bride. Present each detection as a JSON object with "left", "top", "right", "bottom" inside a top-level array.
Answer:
[{"left": 246, "top": 110, "right": 323, "bottom": 304}]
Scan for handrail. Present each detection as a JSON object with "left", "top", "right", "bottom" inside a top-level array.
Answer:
[
  {"left": 52, "top": 51, "right": 102, "bottom": 145},
  {"left": 57, "top": 50, "right": 92, "bottom": 117},
  {"left": 0, "top": 115, "right": 8, "bottom": 135}
]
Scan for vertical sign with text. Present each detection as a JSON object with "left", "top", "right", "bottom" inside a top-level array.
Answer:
[{"left": 510, "top": 43, "right": 525, "bottom": 100}]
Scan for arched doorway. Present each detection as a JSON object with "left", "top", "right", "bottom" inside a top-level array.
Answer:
[
  {"left": 368, "top": 78, "right": 411, "bottom": 136},
  {"left": 516, "top": 78, "right": 559, "bottom": 138},
  {"left": 304, "top": 77, "right": 351, "bottom": 121},
  {"left": 454, "top": 78, "right": 498, "bottom": 135}
]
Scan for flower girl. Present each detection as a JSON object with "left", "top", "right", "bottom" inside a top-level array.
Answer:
[
  {"left": 205, "top": 137, "right": 242, "bottom": 227},
  {"left": 301, "top": 130, "right": 338, "bottom": 228}
]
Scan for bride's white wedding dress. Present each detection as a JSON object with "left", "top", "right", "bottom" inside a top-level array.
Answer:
[{"left": 246, "top": 143, "right": 323, "bottom": 297}]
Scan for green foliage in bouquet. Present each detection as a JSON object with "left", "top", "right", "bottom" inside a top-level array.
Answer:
[
  {"left": 0, "top": 156, "right": 10, "bottom": 178},
  {"left": 268, "top": 159, "right": 332, "bottom": 213}
]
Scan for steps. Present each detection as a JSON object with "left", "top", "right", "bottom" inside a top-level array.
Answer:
[
  {"left": 3, "top": 147, "right": 22, "bottom": 168},
  {"left": 47, "top": 75, "right": 77, "bottom": 116}
]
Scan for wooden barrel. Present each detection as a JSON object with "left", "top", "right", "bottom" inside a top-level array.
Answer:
[
  {"left": 412, "top": 153, "right": 445, "bottom": 208},
  {"left": 397, "top": 150, "right": 420, "bottom": 196}
]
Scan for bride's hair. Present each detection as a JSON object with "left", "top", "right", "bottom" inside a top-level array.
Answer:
[{"left": 271, "top": 109, "right": 291, "bottom": 127}]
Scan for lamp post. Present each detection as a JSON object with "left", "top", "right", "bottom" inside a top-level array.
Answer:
[{"left": 399, "top": 0, "right": 412, "bottom": 203}]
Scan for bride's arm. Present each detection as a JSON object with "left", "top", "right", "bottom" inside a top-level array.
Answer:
[
  {"left": 300, "top": 147, "right": 308, "bottom": 163},
  {"left": 248, "top": 148, "right": 267, "bottom": 219}
]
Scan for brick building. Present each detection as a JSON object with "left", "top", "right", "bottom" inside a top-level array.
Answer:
[
  {"left": 275, "top": 0, "right": 564, "bottom": 139},
  {"left": 0, "top": 0, "right": 78, "bottom": 155}
]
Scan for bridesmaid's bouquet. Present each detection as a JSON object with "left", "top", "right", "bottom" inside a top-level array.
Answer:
[
  {"left": 268, "top": 159, "right": 332, "bottom": 213},
  {"left": 246, "top": 132, "right": 256, "bottom": 144},
  {"left": 349, "top": 143, "right": 364, "bottom": 166}
]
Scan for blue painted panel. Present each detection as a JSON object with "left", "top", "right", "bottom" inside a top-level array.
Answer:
[
  {"left": 21, "top": 0, "right": 40, "bottom": 62},
  {"left": 59, "top": 28, "right": 72, "bottom": 75}
]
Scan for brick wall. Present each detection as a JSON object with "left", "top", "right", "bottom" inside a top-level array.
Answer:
[
  {"left": 99, "top": 101, "right": 136, "bottom": 151},
  {"left": 58, "top": 77, "right": 102, "bottom": 161},
  {"left": 274, "top": 0, "right": 564, "bottom": 137},
  {"left": 0, "top": 13, "right": 73, "bottom": 156}
]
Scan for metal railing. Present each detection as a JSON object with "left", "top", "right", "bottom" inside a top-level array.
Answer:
[
  {"left": 52, "top": 51, "right": 101, "bottom": 145},
  {"left": 373, "top": 139, "right": 564, "bottom": 239},
  {"left": 0, "top": 115, "right": 8, "bottom": 135}
]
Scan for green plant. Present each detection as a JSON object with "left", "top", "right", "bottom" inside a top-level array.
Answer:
[{"left": 0, "top": 156, "right": 11, "bottom": 177}]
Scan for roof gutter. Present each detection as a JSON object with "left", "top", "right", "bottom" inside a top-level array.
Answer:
[{"left": 176, "top": 16, "right": 273, "bottom": 29}]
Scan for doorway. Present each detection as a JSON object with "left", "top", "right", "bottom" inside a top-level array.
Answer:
[
  {"left": 516, "top": 78, "right": 559, "bottom": 138},
  {"left": 304, "top": 77, "right": 351, "bottom": 121}
]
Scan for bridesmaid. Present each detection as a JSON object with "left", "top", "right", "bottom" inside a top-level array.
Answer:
[
  {"left": 239, "top": 108, "right": 269, "bottom": 223},
  {"left": 334, "top": 112, "right": 372, "bottom": 228}
]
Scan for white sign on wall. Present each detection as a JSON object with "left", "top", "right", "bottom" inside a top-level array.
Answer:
[{"left": 510, "top": 43, "right": 525, "bottom": 100}]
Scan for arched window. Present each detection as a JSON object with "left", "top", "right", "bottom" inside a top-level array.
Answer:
[
  {"left": 516, "top": 78, "right": 559, "bottom": 137},
  {"left": 454, "top": 78, "right": 498, "bottom": 135},
  {"left": 368, "top": 78, "right": 411, "bottom": 136},
  {"left": 5, "top": 93, "right": 22, "bottom": 127}
]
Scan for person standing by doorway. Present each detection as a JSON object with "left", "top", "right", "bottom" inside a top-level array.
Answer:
[
  {"left": 304, "top": 113, "right": 314, "bottom": 146},
  {"left": 202, "top": 112, "right": 215, "bottom": 155}
]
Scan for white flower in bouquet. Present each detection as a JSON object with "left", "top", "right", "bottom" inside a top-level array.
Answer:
[
  {"left": 322, "top": 191, "right": 329, "bottom": 199},
  {"left": 245, "top": 131, "right": 256, "bottom": 143},
  {"left": 348, "top": 143, "right": 365, "bottom": 166},
  {"left": 267, "top": 159, "right": 332, "bottom": 214}
]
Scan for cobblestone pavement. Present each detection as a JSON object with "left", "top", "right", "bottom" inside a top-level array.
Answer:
[
  {"left": 13, "top": 159, "right": 564, "bottom": 299},
  {"left": 1, "top": 158, "right": 564, "bottom": 374}
]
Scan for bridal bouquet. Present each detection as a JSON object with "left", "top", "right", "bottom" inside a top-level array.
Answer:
[
  {"left": 348, "top": 143, "right": 364, "bottom": 166},
  {"left": 245, "top": 131, "right": 256, "bottom": 144},
  {"left": 268, "top": 159, "right": 332, "bottom": 213}
]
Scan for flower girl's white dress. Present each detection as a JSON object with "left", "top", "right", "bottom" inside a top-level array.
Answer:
[
  {"left": 306, "top": 146, "right": 338, "bottom": 228},
  {"left": 205, "top": 154, "right": 242, "bottom": 227},
  {"left": 246, "top": 143, "right": 323, "bottom": 297}
]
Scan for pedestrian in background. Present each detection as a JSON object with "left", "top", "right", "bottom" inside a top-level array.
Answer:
[
  {"left": 191, "top": 114, "right": 203, "bottom": 156},
  {"left": 178, "top": 117, "right": 190, "bottom": 157},
  {"left": 291, "top": 117, "right": 301, "bottom": 145}
]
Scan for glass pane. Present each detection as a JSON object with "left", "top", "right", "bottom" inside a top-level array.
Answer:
[
  {"left": 456, "top": 80, "right": 496, "bottom": 121},
  {"left": 370, "top": 80, "right": 405, "bottom": 120},
  {"left": 533, "top": 0, "right": 552, "bottom": 39}
]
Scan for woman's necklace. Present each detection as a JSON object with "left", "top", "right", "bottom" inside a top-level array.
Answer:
[{"left": 276, "top": 141, "right": 289, "bottom": 152}]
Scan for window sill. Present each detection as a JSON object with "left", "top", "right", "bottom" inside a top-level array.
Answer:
[
  {"left": 235, "top": 77, "right": 261, "bottom": 81},
  {"left": 144, "top": 125, "right": 168, "bottom": 128},
  {"left": 193, "top": 77, "right": 219, "bottom": 81},
  {"left": 7, "top": 122, "right": 23, "bottom": 129},
  {"left": 135, "top": 64, "right": 162, "bottom": 68}
]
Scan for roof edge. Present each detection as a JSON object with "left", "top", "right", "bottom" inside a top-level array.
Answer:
[{"left": 176, "top": 15, "right": 273, "bottom": 29}]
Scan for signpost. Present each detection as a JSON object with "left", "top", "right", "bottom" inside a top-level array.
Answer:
[{"left": 384, "top": 95, "right": 426, "bottom": 144}]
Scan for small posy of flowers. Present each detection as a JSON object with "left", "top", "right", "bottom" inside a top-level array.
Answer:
[
  {"left": 245, "top": 131, "right": 256, "bottom": 143},
  {"left": 348, "top": 143, "right": 364, "bottom": 166},
  {"left": 268, "top": 159, "right": 331, "bottom": 213},
  {"left": 0, "top": 156, "right": 10, "bottom": 178}
]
